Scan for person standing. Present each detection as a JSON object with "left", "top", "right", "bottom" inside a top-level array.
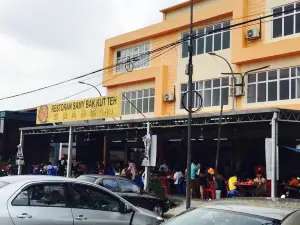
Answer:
[
  {"left": 128, "top": 160, "right": 136, "bottom": 181},
  {"left": 58, "top": 155, "right": 67, "bottom": 176},
  {"left": 173, "top": 168, "right": 184, "bottom": 193}
]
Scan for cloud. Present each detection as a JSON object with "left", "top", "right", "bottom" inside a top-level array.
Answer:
[{"left": 0, "top": 0, "right": 186, "bottom": 111}]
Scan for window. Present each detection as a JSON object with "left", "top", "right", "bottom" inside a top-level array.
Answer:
[
  {"left": 71, "top": 184, "right": 122, "bottom": 212},
  {"left": 182, "top": 21, "right": 230, "bottom": 58},
  {"left": 116, "top": 43, "right": 150, "bottom": 72},
  {"left": 273, "top": 2, "right": 300, "bottom": 38},
  {"left": 12, "top": 183, "right": 66, "bottom": 207},
  {"left": 163, "top": 208, "right": 277, "bottom": 225},
  {"left": 122, "top": 88, "right": 155, "bottom": 115},
  {"left": 247, "top": 67, "right": 300, "bottom": 103},
  {"left": 102, "top": 179, "right": 119, "bottom": 192},
  {"left": 181, "top": 77, "right": 229, "bottom": 109},
  {"left": 118, "top": 179, "right": 140, "bottom": 193}
]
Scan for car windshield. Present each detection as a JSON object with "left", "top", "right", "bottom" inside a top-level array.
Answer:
[
  {"left": 77, "top": 176, "right": 96, "bottom": 183},
  {"left": 0, "top": 181, "right": 9, "bottom": 188},
  {"left": 163, "top": 207, "right": 278, "bottom": 225}
]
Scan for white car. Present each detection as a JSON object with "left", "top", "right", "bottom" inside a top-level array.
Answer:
[{"left": 0, "top": 175, "right": 164, "bottom": 225}]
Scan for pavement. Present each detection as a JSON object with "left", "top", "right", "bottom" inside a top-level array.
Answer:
[{"left": 164, "top": 196, "right": 203, "bottom": 219}]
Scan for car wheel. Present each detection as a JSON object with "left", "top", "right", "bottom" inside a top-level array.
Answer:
[{"left": 153, "top": 205, "right": 163, "bottom": 216}]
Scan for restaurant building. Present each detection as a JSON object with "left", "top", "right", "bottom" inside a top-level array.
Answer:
[{"left": 20, "top": 0, "right": 300, "bottom": 194}]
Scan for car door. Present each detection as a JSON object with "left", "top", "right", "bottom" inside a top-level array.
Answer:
[
  {"left": 117, "top": 179, "right": 143, "bottom": 208},
  {"left": 7, "top": 181, "right": 73, "bottom": 225},
  {"left": 69, "top": 182, "right": 131, "bottom": 225}
]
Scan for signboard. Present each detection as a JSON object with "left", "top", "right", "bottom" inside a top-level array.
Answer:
[
  {"left": 142, "top": 134, "right": 151, "bottom": 167},
  {"left": 36, "top": 95, "right": 121, "bottom": 124},
  {"left": 150, "top": 135, "right": 157, "bottom": 167},
  {"left": 16, "top": 144, "right": 25, "bottom": 165},
  {"left": 265, "top": 138, "right": 279, "bottom": 180}
]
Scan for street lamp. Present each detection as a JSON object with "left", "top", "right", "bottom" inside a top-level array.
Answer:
[
  {"left": 208, "top": 52, "right": 235, "bottom": 110},
  {"left": 78, "top": 81, "right": 102, "bottom": 96}
]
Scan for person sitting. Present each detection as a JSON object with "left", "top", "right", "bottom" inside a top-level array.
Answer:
[
  {"left": 173, "top": 168, "right": 184, "bottom": 193},
  {"left": 289, "top": 175, "right": 299, "bottom": 187},
  {"left": 104, "top": 165, "right": 115, "bottom": 176},
  {"left": 253, "top": 171, "right": 267, "bottom": 196},
  {"left": 228, "top": 171, "right": 238, "bottom": 197}
]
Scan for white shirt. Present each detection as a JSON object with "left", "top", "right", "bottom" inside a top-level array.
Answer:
[
  {"left": 159, "top": 164, "right": 168, "bottom": 173},
  {"left": 174, "top": 171, "right": 184, "bottom": 185}
]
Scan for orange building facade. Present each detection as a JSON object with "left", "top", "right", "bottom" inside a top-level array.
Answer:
[{"left": 103, "top": 0, "right": 300, "bottom": 120}]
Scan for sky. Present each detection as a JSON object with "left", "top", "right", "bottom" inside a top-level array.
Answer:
[{"left": 0, "top": 0, "right": 186, "bottom": 111}]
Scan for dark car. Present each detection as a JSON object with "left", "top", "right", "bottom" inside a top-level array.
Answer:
[
  {"left": 163, "top": 198, "right": 300, "bottom": 225},
  {"left": 77, "top": 174, "right": 170, "bottom": 216}
]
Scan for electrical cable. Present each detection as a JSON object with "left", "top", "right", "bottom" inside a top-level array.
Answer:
[
  {"left": 49, "top": 43, "right": 180, "bottom": 104},
  {"left": 10, "top": 6, "right": 299, "bottom": 107}
]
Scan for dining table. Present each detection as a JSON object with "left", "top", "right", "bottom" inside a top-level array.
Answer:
[{"left": 235, "top": 182, "right": 258, "bottom": 197}]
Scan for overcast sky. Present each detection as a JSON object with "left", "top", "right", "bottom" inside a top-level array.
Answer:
[{"left": 0, "top": 0, "right": 186, "bottom": 111}]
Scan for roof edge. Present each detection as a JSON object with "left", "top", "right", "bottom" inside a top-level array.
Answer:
[{"left": 160, "top": 0, "right": 202, "bottom": 13}]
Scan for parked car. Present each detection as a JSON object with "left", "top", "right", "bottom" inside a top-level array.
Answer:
[
  {"left": 162, "top": 197, "right": 300, "bottom": 225},
  {"left": 0, "top": 175, "right": 164, "bottom": 225},
  {"left": 77, "top": 174, "right": 170, "bottom": 216}
]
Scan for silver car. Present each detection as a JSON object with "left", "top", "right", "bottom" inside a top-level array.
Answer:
[{"left": 0, "top": 175, "right": 164, "bottom": 225}]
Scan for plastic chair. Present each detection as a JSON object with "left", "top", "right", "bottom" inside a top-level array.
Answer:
[
  {"left": 158, "top": 176, "right": 168, "bottom": 196},
  {"left": 263, "top": 180, "right": 271, "bottom": 197},
  {"left": 176, "top": 177, "right": 185, "bottom": 194},
  {"left": 206, "top": 181, "right": 215, "bottom": 199}
]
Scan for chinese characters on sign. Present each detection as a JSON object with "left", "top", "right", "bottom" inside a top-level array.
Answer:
[{"left": 36, "top": 95, "right": 121, "bottom": 124}]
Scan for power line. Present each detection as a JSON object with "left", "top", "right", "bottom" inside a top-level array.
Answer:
[
  {"left": 6, "top": 6, "right": 298, "bottom": 104},
  {"left": 43, "top": 43, "right": 180, "bottom": 105}
]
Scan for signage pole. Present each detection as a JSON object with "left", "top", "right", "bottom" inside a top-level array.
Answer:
[
  {"left": 66, "top": 127, "right": 73, "bottom": 178},
  {"left": 17, "top": 130, "right": 24, "bottom": 175},
  {"left": 144, "top": 122, "right": 151, "bottom": 191}
]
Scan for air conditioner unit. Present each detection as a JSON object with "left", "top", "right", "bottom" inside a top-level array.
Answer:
[
  {"left": 164, "top": 92, "right": 175, "bottom": 102},
  {"left": 246, "top": 28, "right": 260, "bottom": 40},
  {"left": 230, "top": 86, "right": 244, "bottom": 97}
]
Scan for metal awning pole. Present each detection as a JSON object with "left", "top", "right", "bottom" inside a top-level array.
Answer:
[
  {"left": 144, "top": 122, "right": 151, "bottom": 191},
  {"left": 271, "top": 112, "right": 278, "bottom": 198},
  {"left": 66, "top": 127, "right": 73, "bottom": 177}
]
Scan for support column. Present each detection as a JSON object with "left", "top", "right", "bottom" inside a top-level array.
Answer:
[
  {"left": 271, "top": 112, "right": 278, "bottom": 198},
  {"left": 66, "top": 127, "right": 73, "bottom": 178},
  {"left": 144, "top": 122, "right": 151, "bottom": 191},
  {"left": 103, "top": 136, "right": 107, "bottom": 168},
  {"left": 124, "top": 140, "right": 128, "bottom": 165}
]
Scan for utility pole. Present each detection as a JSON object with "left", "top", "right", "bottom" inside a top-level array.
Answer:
[{"left": 186, "top": 0, "right": 194, "bottom": 209}]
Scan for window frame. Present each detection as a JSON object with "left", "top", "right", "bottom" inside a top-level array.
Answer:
[
  {"left": 11, "top": 182, "right": 69, "bottom": 208},
  {"left": 272, "top": 2, "right": 300, "bottom": 39},
  {"left": 180, "top": 77, "right": 229, "bottom": 109},
  {"left": 181, "top": 21, "right": 231, "bottom": 58},
  {"left": 122, "top": 88, "right": 155, "bottom": 115},
  {"left": 247, "top": 66, "right": 300, "bottom": 103},
  {"left": 115, "top": 42, "right": 151, "bottom": 73}
]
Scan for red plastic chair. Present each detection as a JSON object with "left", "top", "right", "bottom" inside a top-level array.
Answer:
[
  {"left": 206, "top": 181, "right": 215, "bottom": 199},
  {"left": 264, "top": 180, "right": 271, "bottom": 197},
  {"left": 158, "top": 176, "right": 168, "bottom": 196}
]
